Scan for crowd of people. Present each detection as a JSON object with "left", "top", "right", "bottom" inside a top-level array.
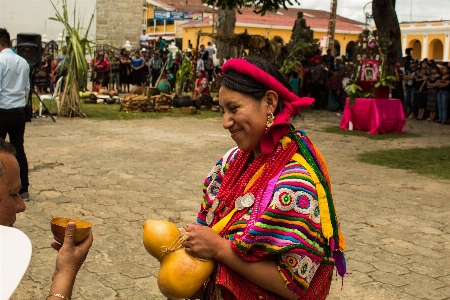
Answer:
[
  {"left": 31, "top": 46, "right": 69, "bottom": 95},
  {"left": 401, "top": 49, "right": 450, "bottom": 124},
  {"left": 287, "top": 48, "right": 450, "bottom": 125},
  {"left": 284, "top": 49, "right": 359, "bottom": 112},
  {"left": 30, "top": 32, "right": 450, "bottom": 125}
]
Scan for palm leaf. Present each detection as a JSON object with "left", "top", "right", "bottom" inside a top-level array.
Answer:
[{"left": 49, "top": 0, "right": 94, "bottom": 117}]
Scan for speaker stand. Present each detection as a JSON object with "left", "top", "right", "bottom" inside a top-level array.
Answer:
[{"left": 28, "top": 70, "right": 56, "bottom": 122}]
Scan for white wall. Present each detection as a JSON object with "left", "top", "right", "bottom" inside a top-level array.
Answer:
[{"left": 0, "top": 0, "right": 96, "bottom": 43}]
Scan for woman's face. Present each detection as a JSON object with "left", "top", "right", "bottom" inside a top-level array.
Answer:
[
  {"left": 421, "top": 62, "right": 428, "bottom": 69},
  {"left": 442, "top": 66, "right": 449, "bottom": 75},
  {"left": 196, "top": 70, "right": 203, "bottom": 78},
  {"left": 219, "top": 86, "right": 277, "bottom": 155}
]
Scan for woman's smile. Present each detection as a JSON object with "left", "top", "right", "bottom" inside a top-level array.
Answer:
[{"left": 229, "top": 128, "right": 241, "bottom": 138}]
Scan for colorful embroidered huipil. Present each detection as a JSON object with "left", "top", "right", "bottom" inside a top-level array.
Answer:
[{"left": 197, "top": 131, "right": 345, "bottom": 300}]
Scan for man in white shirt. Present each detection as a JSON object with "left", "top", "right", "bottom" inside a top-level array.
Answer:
[
  {"left": 140, "top": 30, "right": 149, "bottom": 51},
  {"left": 205, "top": 42, "right": 215, "bottom": 61},
  {"left": 0, "top": 28, "right": 31, "bottom": 201}
]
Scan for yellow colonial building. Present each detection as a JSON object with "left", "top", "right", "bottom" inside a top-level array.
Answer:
[
  {"left": 400, "top": 20, "right": 450, "bottom": 61},
  {"left": 143, "top": 0, "right": 364, "bottom": 57}
]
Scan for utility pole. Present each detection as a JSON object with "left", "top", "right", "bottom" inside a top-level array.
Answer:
[{"left": 327, "top": 0, "right": 338, "bottom": 56}]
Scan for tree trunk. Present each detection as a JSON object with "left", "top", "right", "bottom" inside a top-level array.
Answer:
[
  {"left": 372, "top": 0, "right": 402, "bottom": 64},
  {"left": 216, "top": 7, "right": 237, "bottom": 59}
]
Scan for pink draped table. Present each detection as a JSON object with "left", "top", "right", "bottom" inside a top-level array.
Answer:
[{"left": 339, "top": 98, "right": 405, "bottom": 134}]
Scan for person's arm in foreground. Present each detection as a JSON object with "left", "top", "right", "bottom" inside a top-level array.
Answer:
[
  {"left": 48, "top": 222, "right": 93, "bottom": 300},
  {"left": 182, "top": 224, "right": 299, "bottom": 300}
]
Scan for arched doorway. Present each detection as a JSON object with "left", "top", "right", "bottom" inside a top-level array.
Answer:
[
  {"left": 334, "top": 40, "right": 341, "bottom": 57},
  {"left": 345, "top": 41, "right": 356, "bottom": 59},
  {"left": 429, "top": 39, "right": 443, "bottom": 60},
  {"left": 408, "top": 39, "right": 422, "bottom": 60}
]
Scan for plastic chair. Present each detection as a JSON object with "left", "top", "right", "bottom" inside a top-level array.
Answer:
[{"left": 40, "top": 76, "right": 63, "bottom": 116}]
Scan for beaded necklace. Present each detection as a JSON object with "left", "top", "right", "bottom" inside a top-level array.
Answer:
[{"left": 209, "top": 129, "right": 299, "bottom": 236}]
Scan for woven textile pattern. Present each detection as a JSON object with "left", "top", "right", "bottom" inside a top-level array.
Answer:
[{"left": 197, "top": 134, "right": 333, "bottom": 298}]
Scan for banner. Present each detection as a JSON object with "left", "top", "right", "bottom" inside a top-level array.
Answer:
[{"left": 154, "top": 10, "right": 203, "bottom": 22}]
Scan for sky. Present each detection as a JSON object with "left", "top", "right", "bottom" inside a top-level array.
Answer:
[{"left": 290, "top": 0, "right": 450, "bottom": 23}]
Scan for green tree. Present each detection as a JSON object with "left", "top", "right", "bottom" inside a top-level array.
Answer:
[
  {"left": 203, "top": 0, "right": 402, "bottom": 64},
  {"left": 372, "top": 0, "right": 402, "bottom": 63},
  {"left": 203, "top": 0, "right": 300, "bottom": 58}
]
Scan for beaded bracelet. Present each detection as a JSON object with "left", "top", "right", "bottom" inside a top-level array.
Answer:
[{"left": 47, "top": 293, "right": 70, "bottom": 300}]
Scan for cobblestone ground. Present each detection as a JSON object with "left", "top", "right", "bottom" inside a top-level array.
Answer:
[{"left": 11, "top": 111, "right": 450, "bottom": 300}]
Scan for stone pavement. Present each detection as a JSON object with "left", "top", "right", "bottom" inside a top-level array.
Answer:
[{"left": 11, "top": 111, "right": 450, "bottom": 300}]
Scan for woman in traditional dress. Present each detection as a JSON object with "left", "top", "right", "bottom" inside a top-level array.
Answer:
[
  {"left": 213, "top": 58, "right": 224, "bottom": 89},
  {"left": 426, "top": 65, "right": 440, "bottom": 122},
  {"left": 414, "top": 60, "right": 429, "bottom": 120},
  {"left": 34, "top": 48, "right": 51, "bottom": 94},
  {"left": 182, "top": 57, "right": 346, "bottom": 300},
  {"left": 436, "top": 65, "right": 450, "bottom": 125},
  {"left": 130, "top": 51, "right": 145, "bottom": 86},
  {"left": 119, "top": 48, "right": 131, "bottom": 93},
  {"left": 95, "top": 54, "right": 109, "bottom": 88}
]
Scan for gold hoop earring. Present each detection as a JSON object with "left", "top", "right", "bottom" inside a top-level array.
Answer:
[{"left": 266, "top": 112, "right": 274, "bottom": 128}]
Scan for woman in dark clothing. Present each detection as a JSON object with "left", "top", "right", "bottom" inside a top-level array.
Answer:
[
  {"left": 213, "top": 58, "right": 224, "bottom": 89},
  {"left": 34, "top": 48, "right": 51, "bottom": 94},
  {"left": 414, "top": 61, "right": 429, "bottom": 120},
  {"left": 130, "top": 51, "right": 145, "bottom": 86},
  {"left": 205, "top": 59, "right": 215, "bottom": 83},
  {"left": 119, "top": 48, "right": 131, "bottom": 92},
  {"left": 426, "top": 65, "right": 440, "bottom": 122},
  {"left": 436, "top": 65, "right": 450, "bottom": 124}
]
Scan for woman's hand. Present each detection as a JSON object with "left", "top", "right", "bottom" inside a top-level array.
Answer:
[
  {"left": 181, "top": 224, "right": 225, "bottom": 259},
  {"left": 51, "top": 222, "right": 93, "bottom": 280}
]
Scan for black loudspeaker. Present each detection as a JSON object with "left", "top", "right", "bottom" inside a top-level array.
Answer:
[{"left": 17, "top": 33, "right": 42, "bottom": 69}]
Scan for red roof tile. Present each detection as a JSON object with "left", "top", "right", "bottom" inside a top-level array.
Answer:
[
  {"left": 179, "top": 7, "right": 364, "bottom": 32},
  {"left": 149, "top": 0, "right": 364, "bottom": 29}
]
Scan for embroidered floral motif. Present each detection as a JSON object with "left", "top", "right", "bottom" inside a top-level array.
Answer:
[
  {"left": 272, "top": 189, "right": 318, "bottom": 222},
  {"left": 272, "top": 188, "right": 295, "bottom": 211},
  {"left": 281, "top": 253, "right": 319, "bottom": 283},
  {"left": 207, "top": 165, "right": 221, "bottom": 179},
  {"left": 207, "top": 180, "right": 221, "bottom": 201}
]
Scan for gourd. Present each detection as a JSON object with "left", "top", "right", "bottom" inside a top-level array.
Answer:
[{"left": 142, "top": 219, "right": 215, "bottom": 300}]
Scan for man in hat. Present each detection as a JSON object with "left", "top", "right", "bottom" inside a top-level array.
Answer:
[{"left": 150, "top": 51, "right": 163, "bottom": 87}]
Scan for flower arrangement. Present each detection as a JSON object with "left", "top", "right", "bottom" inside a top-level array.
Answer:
[{"left": 345, "top": 29, "right": 397, "bottom": 105}]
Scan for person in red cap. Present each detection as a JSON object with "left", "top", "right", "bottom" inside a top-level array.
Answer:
[{"left": 181, "top": 57, "right": 346, "bottom": 300}]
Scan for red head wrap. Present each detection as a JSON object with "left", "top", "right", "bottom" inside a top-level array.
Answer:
[{"left": 222, "top": 58, "right": 314, "bottom": 154}]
